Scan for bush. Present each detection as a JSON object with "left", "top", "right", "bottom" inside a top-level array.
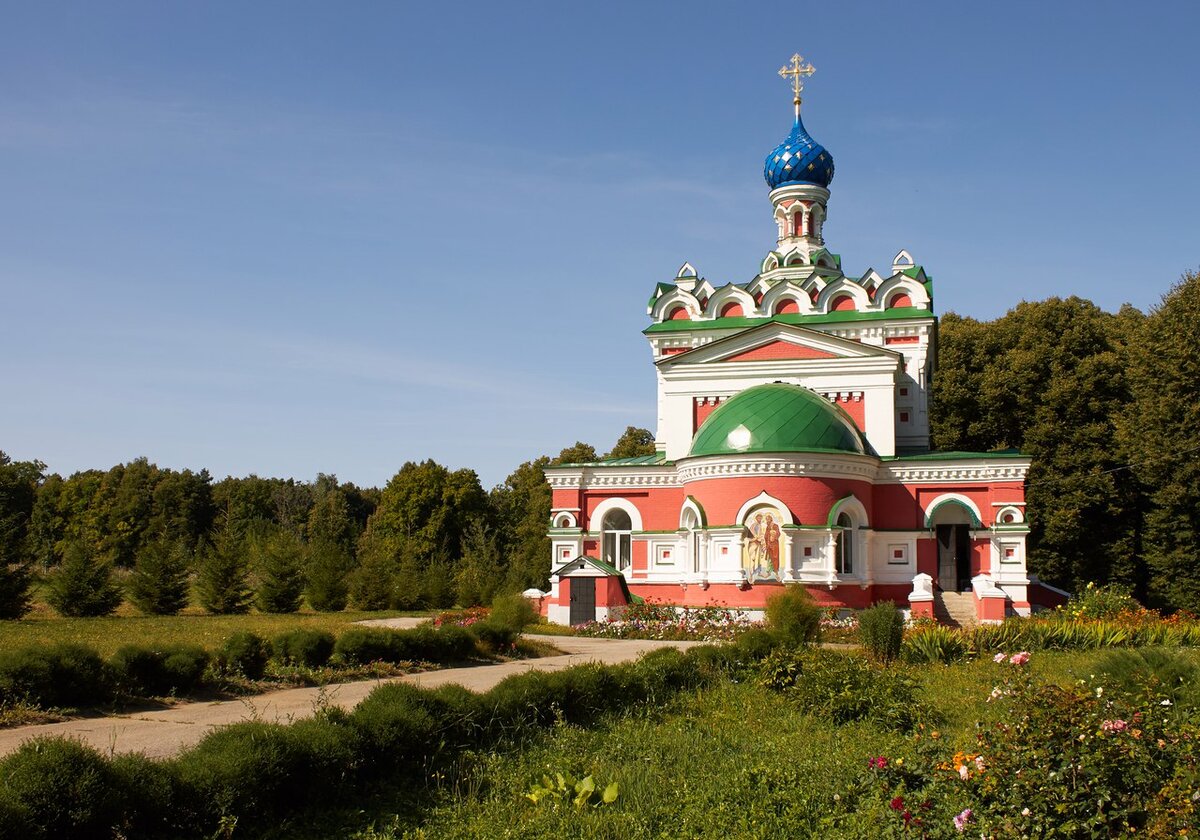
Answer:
[
  {"left": 1058, "top": 581, "right": 1143, "bottom": 620},
  {"left": 108, "top": 753, "right": 178, "bottom": 838},
  {"left": 273, "top": 629, "right": 335, "bottom": 668},
  {"left": 901, "top": 624, "right": 968, "bottom": 664},
  {"left": 127, "top": 537, "right": 192, "bottom": 616},
  {"left": 216, "top": 632, "right": 272, "bottom": 679},
  {"left": 45, "top": 542, "right": 123, "bottom": 618},
  {"left": 858, "top": 601, "right": 905, "bottom": 663},
  {"left": 0, "top": 557, "right": 33, "bottom": 620},
  {"left": 111, "top": 644, "right": 209, "bottom": 697},
  {"left": 487, "top": 593, "right": 539, "bottom": 633},
  {"left": 350, "top": 683, "right": 443, "bottom": 771},
  {"left": 0, "top": 736, "right": 121, "bottom": 840},
  {"left": 759, "top": 648, "right": 922, "bottom": 730},
  {"left": 333, "top": 626, "right": 475, "bottom": 667},
  {"left": 0, "top": 643, "right": 109, "bottom": 708},
  {"left": 764, "top": 585, "right": 822, "bottom": 647}
]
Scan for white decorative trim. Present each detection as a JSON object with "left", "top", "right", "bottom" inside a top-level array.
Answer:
[
  {"left": 879, "top": 461, "right": 1029, "bottom": 484},
  {"left": 734, "top": 491, "right": 796, "bottom": 526},
  {"left": 551, "top": 511, "right": 578, "bottom": 528},
  {"left": 591, "top": 497, "right": 644, "bottom": 532},
  {"left": 545, "top": 467, "right": 680, "bottom": 489},
  {"left": 677, "top": 453, "right": 878, "bottom": 483},
  {"left": 924, "top": 493, "right": 984, "bottom": 526}
]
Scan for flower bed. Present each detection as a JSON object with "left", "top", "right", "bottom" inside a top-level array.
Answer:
[{"left": 574, "top": 602, "right": 754, "bottom": 642}]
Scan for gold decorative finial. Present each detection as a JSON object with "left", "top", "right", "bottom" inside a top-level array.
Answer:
[{"left": 778, "top": 53, "right": 816, "bottom": 116}]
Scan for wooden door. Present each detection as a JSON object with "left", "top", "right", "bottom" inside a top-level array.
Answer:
[{"left": 569, "top": 577, "right": 596, "bottom": 625}]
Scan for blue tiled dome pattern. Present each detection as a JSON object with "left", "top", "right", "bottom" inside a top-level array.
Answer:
[{"left": 764, "top": 114, "right": 834, "bottom": 190}]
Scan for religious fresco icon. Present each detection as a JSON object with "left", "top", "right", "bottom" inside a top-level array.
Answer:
[{"left": 742, "top": 506, "right": 784, "bottom": 582}]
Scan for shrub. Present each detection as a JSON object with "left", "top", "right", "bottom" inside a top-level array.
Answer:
[
  {"left": 273, "top": 629, "right": 335, "bottom": 668},
  {"left": 0, "top": 556, "right": 33, "bottom": 620},
  {"left": 859, "top": 601, "right": 905, "bottom": 662},
  {"left": 350, "top": 683, "right": 443, "bottom": 771},
  {"left": 127, "top": 537, "right": 192, "bottom": 615},
  {"left": 45, "top": 542, "right": 123, "bottom": 617},
  {"left": 0, "top": 643, "right": 108, "bottom": 708},
  {"left": 305, "top": 539, "right": 352, "bottom": 612},
  {"left": 759, "top": 648, "right": 922, "bottom": 730},
  {"left": 1058, "top": 581, "right": 1143, "bottom": 620},
  {"left": 472, "top": 622, "right": 518, "bottom": 653},
  {"left": 764, "top": 585, "right": 822, "bottom": 647},
  {"left": 487, "top": 593, "right": 539, "bottom": 634},
  {"left": 108, "top": 753, "right": 178, "bottom": 838},
  {"left": 216, "top": 632, "right": 272, "bottom": 679},
  {"left": 254, "top": 529, "right": 306, "bottom": 613},
  {"left": 901, "top": 624, "right": 968, "bottom": 664},
  {"left": 333, "top": 626, "right": 475, "bottom": 667},
  {"left": 733, "top": 627, "right": 780, "bottom": 660},
  {"left": 111, "top": 644, "right": 209, "bottom": 697},
  {"left": 0, "top": 736, "right": 121, "bottom": 840}
]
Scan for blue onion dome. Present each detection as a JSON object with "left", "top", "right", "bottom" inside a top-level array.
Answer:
[{"left": 764, "top": 113, "right": 834, "bottom": 190}]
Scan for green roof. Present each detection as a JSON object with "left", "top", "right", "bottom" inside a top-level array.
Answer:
[
  {"left": 688, "top": 383, "right": 869, "bottom": 458},
  {"left": 645, "top": 308, "right": 934, "bottom": 335},
  {"left": 553, "top": 452, "right": 670, "bottom": 469}
]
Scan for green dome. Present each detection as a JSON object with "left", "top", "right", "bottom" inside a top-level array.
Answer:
[{"left": 688, "top": 383, "right": 868, "bottom": 458}]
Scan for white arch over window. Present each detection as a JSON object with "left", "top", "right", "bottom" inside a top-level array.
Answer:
[
  {"left": 650, "top": 288, "right": 702, "bottom": 322},
  {"left": 781, "top": 248, "right": 807, "bottom": 267},
  {"left": 705, "top": 284, "right": 757, "bottom": 318},
  {"left": 679, "top": 496, "right": 707, "bottom": 529},
  {"left": 893, "top": 249, "right": 914, "bottom": 267},
  {"left": 826, "top": 494, "right": 870, "bottom": 529},
  {"left": 815, "top": 279, "right": 870, "bottom": 313},
  {"left": 924, "top": 493, "right": 984, "bottom": 529},
  {"left": 874, "top": 276, "right": 930, "bottom": 310},
  {"left": 760, "top": 252, "right": 781, "bottom": 273},
  {"left": 761, "top": 281, "right": 815, "bottom": 315},
  {"left": 995, "top": 505, "right": 1024, "bottom": 526},
  {"left": 734, "top": 492, "right": 795, "bottom": 527},
  {"left": 552, "top": 511, "right": 577, "bottom": 529},
  {"left": 589, "top": 497, "right": 643, "bottom": 533},
  {"left": 676, "top": 261, "right": 697, "bottom": 278}
]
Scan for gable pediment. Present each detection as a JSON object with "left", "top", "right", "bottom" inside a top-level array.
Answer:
[{"left": 658, "top": 322, "right": 900, "bottom": 369}]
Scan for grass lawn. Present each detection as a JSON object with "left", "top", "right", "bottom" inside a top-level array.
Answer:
[
  {"left": 0, "top": 608, "right": 429, "bottom": 657},
  {"left": 272, "top": 648, "right": 1195, "bottom": 840}
]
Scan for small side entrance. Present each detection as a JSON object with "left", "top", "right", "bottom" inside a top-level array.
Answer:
[
  {"left": 936, "top": 524, "right": 971, "bottom": 592},
  {"left": 569, "top": 577, "right": 596, "bottom": 625}
]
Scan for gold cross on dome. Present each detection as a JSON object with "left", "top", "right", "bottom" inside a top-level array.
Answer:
[{"left": 778, "top": 53, "right": 815, "bottom": 105}]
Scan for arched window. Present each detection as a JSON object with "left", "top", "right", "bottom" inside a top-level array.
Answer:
[
  {"left": 774, "top": 298, "right": 800, "bottom": 315},
  {"left": 719, "top": 301, "right": 744, "bottom": 318},
  {"left": 831, "top": 295, "right": 856, "bottom": 312},
  {"left": 667, "top": 306, "right": 691, "bottom": 321},
  {"left": 681, "top": 508, "right": 702, "bottom": 574},
  {"left": 888, "top": 292, "right": 912, "bottom": 309},
  {"left": 601, "top": 508, "right": 632, "bottom": 572},
  {"left": 793, "top": 211, "right": 803, "bottom": 237},
  {"left": 835, "top": 512, "right": 854, "bottom": 574}
]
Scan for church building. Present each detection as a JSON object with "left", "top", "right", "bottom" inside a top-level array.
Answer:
[{"left": 541, "top": 56, "right": 1042, "bottom": 626}]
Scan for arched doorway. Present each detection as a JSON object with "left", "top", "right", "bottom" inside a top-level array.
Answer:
[{"left": 927, "top": 500, "right": 978, "bottom": 592}]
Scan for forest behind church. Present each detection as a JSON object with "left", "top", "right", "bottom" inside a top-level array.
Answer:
[{"left": 2, "top": 270, "right": 1199, "bottom": 617}]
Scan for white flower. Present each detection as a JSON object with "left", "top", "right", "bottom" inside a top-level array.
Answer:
[{"left": 1161, "top": 699, "right": 1172, "bottom": 706}]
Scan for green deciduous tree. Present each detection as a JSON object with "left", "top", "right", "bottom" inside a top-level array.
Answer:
[
  {"left": 491, "top": 456, "right": 553, "bottom": 593},
  {"left": 1120, "top": 270, "right": 1200, "bottom": 612},
  {"left": 127, "top": 537, "right": 192, "bottom": 615},
  {"left": 46, "top": 542, "right": 123, "bottom": 617},
  {"left": 606, "top": 426, "right": 656, "bottom": 459}
]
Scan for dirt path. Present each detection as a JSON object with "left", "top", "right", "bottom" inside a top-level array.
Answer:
[{"left": 0, "top": 637, "right": 700, "bottom": 760}]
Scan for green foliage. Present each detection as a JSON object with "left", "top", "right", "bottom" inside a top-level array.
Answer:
[
  {"left": 127, "top": 536, "right": 192, "bottom": 615},
  {"left": 253, "top": 528, "right": 306, "bottom": 613},
  {"left": 110, "top": 643, "right": 209, "bottom": 697},
  {"left": 453, "top": 520, "right": 502, "bottom": 607},
  {"left": 0, "top": 555, "right": 33, "bottom": 620},
  {"left": 195, "top": 520, "right": 252, "bottom": 614},
  {"left": 605, "top": 426, "right": 656, "bottom": 459},
  {"left": 1058, "top": 580, "right": 1143, "bottom": 620},
  {"left": 0, "top": 643, "right": 108, "bottom": 708},
  {"left": 858, "top": 601, "right": 904, "bottom": 663},
  {"left": 758, "top": 649, "right": 923, "bottom": 730},
  {"left": 489, "top": 456, "right": 552, "bottom": 593},
  {"left": 1090, "top": 647, "right": 1200, "bottom": 711},
  {"left": 1121, "top": 270, "right": 1200, "bottom": 612},
  {"left": 0, "top": 736, "right": 121, "bottom": 840},
  {"left": 901, "top": 624, "right": 968, "bottom": 664},
  {"left": 349, "top": 532, "right": 396, "bottom": 610},
  {"left": 305, "top": 539, "right": 352, "bottom": 611},
  {"left": 332, "top": 625, "right": 476, "bottom": 666},
  {"left": 0, "top": 451, "right": 43, "bottom": 569},
  {"left": 45, "top": 541, "right": 123, "bottom": 617},
  {"left": 764, "top": 585, "right": 822, "bottom": 646},
  {"left": 273, "top": 628, "right": 335, "bottom": 668},
  {"left": 216, "top": 631, "right": 272, "bottom": 679},
  {"left": 525, "top": 772, "right": 619, "bottom": 809}
]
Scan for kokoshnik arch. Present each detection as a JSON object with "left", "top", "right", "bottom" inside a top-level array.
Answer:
[{"left": 539, "top": 54, "right": 1059, "bottom": 626}]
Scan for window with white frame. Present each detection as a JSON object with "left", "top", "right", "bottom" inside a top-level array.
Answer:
[
  {"left": 835, "top": 512, "right": 854, "bottom": 574},
  {"left": 601, "top": 508, "right": 633, "bottom": 572}
]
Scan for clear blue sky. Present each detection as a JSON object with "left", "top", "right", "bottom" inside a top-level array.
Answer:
[{"left": 2, "top": 1, "right": 1197, "bottom": 489}]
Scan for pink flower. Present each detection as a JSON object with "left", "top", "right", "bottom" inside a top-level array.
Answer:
[
  {"left": 954, "top": 808, "right": 973, "bottom": 832},
  {"left": 868, "top": 756, "right": 888, "bottom": 769},
  {"left": 958, "top": 765, "right": 970, "bottom": 780},
  {"left": 1101, "top": 719, "right": 1129, "bottom": 733},
  {"left": 1009, "top": 651, "right": 1031, "bottom": 666},
  {"left": 974, "top": 755, "right": 985, "bottom": 771},
  {"left": 993, "top": 652, "right": 1007, "bottom": 663},
  {"left": 890, "top": 796, "right": 905, "bottom": 811}
]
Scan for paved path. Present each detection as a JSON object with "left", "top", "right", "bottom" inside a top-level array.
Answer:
[{"left": 0, "top": 637, "right": 700, "bottom": 761}]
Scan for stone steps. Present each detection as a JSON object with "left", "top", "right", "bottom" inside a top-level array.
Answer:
[{"left": 933, "top": 591, "right": 977, "bottom": 628}]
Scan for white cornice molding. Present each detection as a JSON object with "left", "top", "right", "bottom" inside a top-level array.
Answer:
[
  {"left": 879, "top": 460, "right": 1030, "bottom": 484},
  {"left": 545, "top": 467, "right": 681, "bottom": 490},
  {"left": 677, "top": 453, "right": 879, "bottom": 483}
]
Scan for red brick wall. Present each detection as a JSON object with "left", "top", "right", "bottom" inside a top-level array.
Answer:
[{"left": 683, "top": 475, "right": 874, "bottom": 526}]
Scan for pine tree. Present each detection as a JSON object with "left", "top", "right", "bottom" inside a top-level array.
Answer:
[
  {"left": 254, "top": 529, "right": 306, "bottom": 613},
  {"left": 195, "top": 522, "right": 252, "bottom": 614},
  {"left": 421, "top": 553, "right": 455, "bottom": 609},
  {"left": 0, "top": 554, "right": 33, "bottom": 619},
  {"left": 349, "top": 532, "right": 396, "bottom": 611},
  {"left": 127, "top": 537, "right": 192, "bottom": 615},
  {"left": 305, "top": 539, "right": 352, "bottom": 612},
  {"left": 454, "top": 520, "right": 502, "bottom": 606},
  {"left": 46, "top": 542, "right": 123, "bottom": 617}
]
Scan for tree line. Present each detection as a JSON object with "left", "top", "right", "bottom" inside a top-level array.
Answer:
[{"left": 0, "top": 426, "right": 656, "bottom": 618}]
